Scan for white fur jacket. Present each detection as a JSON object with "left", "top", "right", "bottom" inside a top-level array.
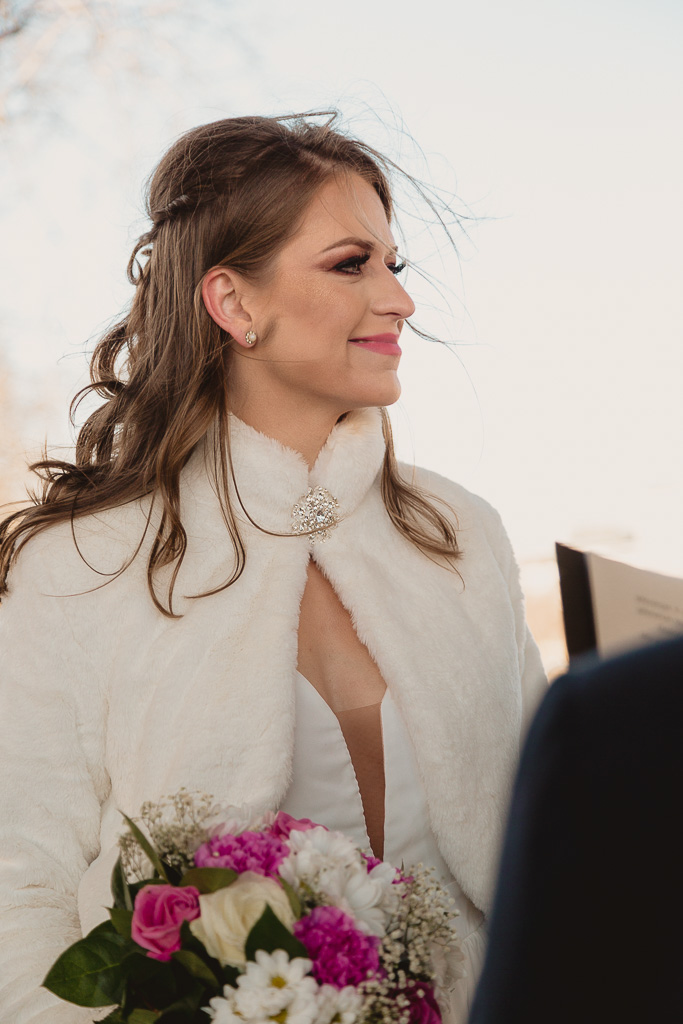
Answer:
[{"left": 0, "top": 407, "right": 546, "bottom": 1023}]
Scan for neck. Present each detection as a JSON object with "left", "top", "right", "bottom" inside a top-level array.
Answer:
[{"left": 227, "top": 390, "right": 349, "bottom": 469}]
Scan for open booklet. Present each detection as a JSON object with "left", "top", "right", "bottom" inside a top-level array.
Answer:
[{"left": 556, "top": 542, "right": 683, "bottom": 661}]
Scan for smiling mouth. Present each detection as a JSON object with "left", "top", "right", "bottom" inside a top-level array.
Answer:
[
  {"left": 350, "top": 333, "right": 400, "bottom": 344},
  {"left": 349, "top": 333, "right": 402, "bottom": 356}
]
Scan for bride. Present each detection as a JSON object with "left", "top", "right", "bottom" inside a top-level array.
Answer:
[{"left": 0, "top": 113, "right": 546, "bottom": 1023}]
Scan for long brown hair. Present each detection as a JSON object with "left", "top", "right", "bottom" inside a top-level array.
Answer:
[{"left": 0, "top": 112, "right": 461, "bottom": 615}]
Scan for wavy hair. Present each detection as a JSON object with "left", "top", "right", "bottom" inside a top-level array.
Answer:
[{"left": 0, "top": 112, "right": 461, "bottom": 615}]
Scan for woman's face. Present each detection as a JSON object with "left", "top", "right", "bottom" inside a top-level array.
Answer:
[{"left": 228, "top": 173, "right": 415, "bottom": 417}]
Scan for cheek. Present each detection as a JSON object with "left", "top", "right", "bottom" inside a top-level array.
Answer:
[{"left": 268, "top": 277, "right": 359, "bottom": 339}]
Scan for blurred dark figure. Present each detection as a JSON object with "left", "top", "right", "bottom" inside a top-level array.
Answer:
[{"left": 469, "top": 634, "right": 683, "bottom": 1024}]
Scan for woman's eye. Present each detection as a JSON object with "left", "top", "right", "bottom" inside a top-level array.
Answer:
[
  {"left": 333, "top": 253, "right": 371, "bottom": 275},
  {"left": 332, "top": 254, "right": 407, "bottom": 276}
]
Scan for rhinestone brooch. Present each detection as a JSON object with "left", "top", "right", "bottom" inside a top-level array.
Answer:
[{"left": 291, "top": 486, "right": 340, "bottom": 543}]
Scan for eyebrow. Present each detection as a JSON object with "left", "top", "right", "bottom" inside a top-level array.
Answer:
[{"left": 320, "top": 236, "right": 399, "bottom": 255}]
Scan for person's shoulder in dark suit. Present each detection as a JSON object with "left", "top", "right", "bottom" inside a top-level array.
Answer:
[{"left": 469, "top": 634, "right": 683, "bottom": 1024}]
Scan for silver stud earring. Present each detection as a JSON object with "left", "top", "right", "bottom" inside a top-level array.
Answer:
[{"left": 245, "top": 330, "right": 257, "bottom": 346}]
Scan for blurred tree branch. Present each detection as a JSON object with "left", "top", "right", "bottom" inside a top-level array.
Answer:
[
  {"left": 0, "top": 0, "right": 244, "bottom": 126},
  {"left": 0, "top": 1, "right": 37, "bottom": 40},
  {"left": 0, "top": 0, "right": 251, "bottom": 488}
]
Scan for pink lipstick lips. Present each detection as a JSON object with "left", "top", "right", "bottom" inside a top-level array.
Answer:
[{"left": 348, "top": 333, "right": 402, "bottom": 356}]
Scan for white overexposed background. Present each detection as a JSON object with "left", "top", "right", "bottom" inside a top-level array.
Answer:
[{"left": 1, "top": 0, "right": 681, "bottom": 675}]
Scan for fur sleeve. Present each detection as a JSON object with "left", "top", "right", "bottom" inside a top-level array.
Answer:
[
  {"left": 493, "top": 516, "right": 548, "bottom": 735},
  {"left": 458, "top": 484, "right": 548, "bottom": 735},
  {"left": 0, "top": 537, "right": 109, "bottom": 1023},
  {"left": 408, "top": 463, "right": 548, "bottom": 733}
]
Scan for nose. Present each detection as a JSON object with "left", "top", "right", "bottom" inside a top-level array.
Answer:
[{"left": 372, "top": 266, "right": 416, "bottom": 322}]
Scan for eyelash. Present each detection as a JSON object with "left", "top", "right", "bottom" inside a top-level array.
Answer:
[{"left": 333, "top": 253, "right": 407, "bottom": 276}]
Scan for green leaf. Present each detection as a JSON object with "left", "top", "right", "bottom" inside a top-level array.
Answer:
[
  {"left": 98, "top": 1009, "right": 126, "bottom": 1024},
  {"left": 154, "top": 979, "right": 206, "bottom": 1022},
  {"left": 120, "top": 950, "right": 170, "bottom": 985},
  {"left": 119, "top": 952, "right": 176, "bottom": 1013},
  {"left": 43, "top": 921, "right": 134, "bottom": 1007},
  {"left": 279, "top": 878, "right": 302, "bottom": 918},
  {"left": 172, "top": 949, "right": 218, "bottom": 988},
  {"left": 127, "top": 1012, "right": 162, "bottom": 1024},
  {"left": 120, "top": 815, "right": 170, "bottom": 883},
  {"left": 220, "top": 963, "right": 240, "bottom": 988},
  {"left": 176, "top": 920, "right": 224, "bottom": 984},
  {"left": 179, "top": 867, "right": 237, "bottom": 894},
  {"left": 164, "top": 864, "right": 184, "bottom": 887},
  {"left": 244, "top": 904, "right": 307, "bottom": 963},
  {"left": 109, "top": 907, "right": 133, "bottom": 939},
  {"left": 111, "top": 855, "right": 134, "bottom": 911}
]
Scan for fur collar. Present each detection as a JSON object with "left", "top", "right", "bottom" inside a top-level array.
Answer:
[{"left": 192, "top": 405, "right": 387, "bottom": 535}]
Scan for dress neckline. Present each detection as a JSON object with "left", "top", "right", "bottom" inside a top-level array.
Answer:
[
  {"left": 295, "top": 670, "right": 388, "bottom": 716},
  {"left": 294, "top": 671, "right": 387, "bottom": 858}
]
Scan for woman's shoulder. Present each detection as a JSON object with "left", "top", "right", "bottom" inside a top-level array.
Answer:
[
  {"left": 5, "top": 497, "right": 155, "bottom": 599},
  {"left": 398, "top": 461, "right": 522, "bottom": 585},
  {"left": 401, "top": 462, "right": 507, "bottom": 539},
  {"left": 5, "top": 445, "right": 218, "bottom": 599}
]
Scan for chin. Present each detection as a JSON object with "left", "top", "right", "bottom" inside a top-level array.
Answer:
[
  {"left": 373, "top": 382, "right": 401, "bottom": 408},
  {"left": 328, "top": 376, "right": 400, "bottom": 414},
  {"left": 354, "top": 376, "right": 401, "bottom": 409}
]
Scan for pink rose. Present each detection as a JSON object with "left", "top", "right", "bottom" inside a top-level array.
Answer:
[
  {"left": 131, "top": 884, "right": 200, "bottom": 961},
  {"left": 269, "top": 811, "right": 321, "bottom": 839}
]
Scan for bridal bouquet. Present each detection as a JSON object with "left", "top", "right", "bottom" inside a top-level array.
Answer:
[{"left": 44, "top": 791, "right": 463, "bottom": 1023}]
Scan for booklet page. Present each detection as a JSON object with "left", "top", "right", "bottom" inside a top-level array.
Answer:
[{"left": 587, "top": 553, "right": 683, "bottom": 656}]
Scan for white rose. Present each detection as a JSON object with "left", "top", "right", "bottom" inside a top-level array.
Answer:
[{"left": 190, "top": 871, "right": 295, "bottom": 967}]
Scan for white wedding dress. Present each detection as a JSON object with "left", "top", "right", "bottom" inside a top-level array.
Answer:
[{"left": 279, "top": 672, "right": 487, "bottom": 1024}]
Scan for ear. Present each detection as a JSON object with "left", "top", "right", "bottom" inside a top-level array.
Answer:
[{"left": 202, "top": 267, "right": 254, "bottom": 346}]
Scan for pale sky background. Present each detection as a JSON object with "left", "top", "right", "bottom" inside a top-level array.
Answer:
[{"left": 2, "top": 0, "right": 682, "bottom": 594}]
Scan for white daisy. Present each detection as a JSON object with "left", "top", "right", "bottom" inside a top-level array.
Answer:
[
  {"left": 315, "top": 984, "right": 364, "bottom": 1023},
  {"left": 334, "top": 863, "right": 401, "bottom": 936},
  {"left": 280, "top": 827, "right": 361, "bottom": 890},
  {"left": 204, "top": 989, "right": 243, "bottom": 1023},
  {"left": 233, "top": 949, "right": 318, "bottom": 1022},
  {"left": 366, "top": 859, "right": 401, "bottom": 889},
  {"left": 280, "top": 827, "right": 396, "bottom": 934}
]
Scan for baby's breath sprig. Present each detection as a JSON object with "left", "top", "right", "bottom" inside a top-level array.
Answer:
[
  {"left": 361, "top": 862, "right": 463, "bottom": 1021},
  {"left": 118, "top": 829, "right": 149, "bottom": 882},
  {"left": 293, "top": 878, "right": 326, "bottom": 915},
  {"left": 357, "top": 971, "right": 413, "bottom": 1024},
  {"left": 118, "top": 788, "right": 215, "bottom": 880}
]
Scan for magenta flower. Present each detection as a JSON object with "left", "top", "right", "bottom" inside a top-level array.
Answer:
[
  {"left": 293, "top": 906, "right": 381, "bottom": 988},
  {"left": 362, "top": 851, "right": 409, "bottom": 884},
  {"left": 131, "top": 884, "right": 200, "bottom": 961},
  {"left": 400, "top": 980, "right": 442, "bottom": 1023},
  {"left": 269, "top": 811, "right": 320, "bottom": 840},
  {"left": 194, "top": 830, "right": 288, "bottom": 878},
  {"left": 362, "top": 853, "right": 384, "bottom": 872}
]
